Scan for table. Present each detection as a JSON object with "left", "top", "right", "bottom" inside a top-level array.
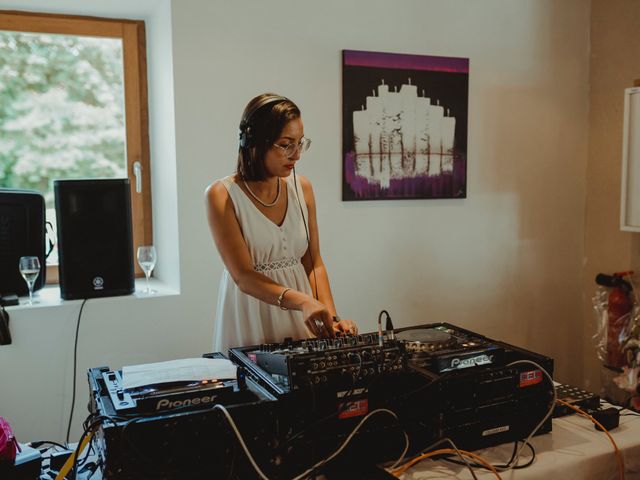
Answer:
[
  {"left": 36, "top": 408, "right": 640, "bottom": 480},
  {"left": 400, "top": 409, "right": 640, "bottom": 480}
]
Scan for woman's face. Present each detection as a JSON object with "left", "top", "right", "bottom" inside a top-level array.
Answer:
[{"left": 263, "top": 117, "right": 304, "bottom": 178}]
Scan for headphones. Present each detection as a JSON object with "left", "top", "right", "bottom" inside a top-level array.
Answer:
[{"left": 238, "top": 95, "right": 289, "bottom": 148}]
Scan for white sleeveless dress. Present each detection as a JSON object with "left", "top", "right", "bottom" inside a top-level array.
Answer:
[{"left": 213, "top": 174, "right": 313, "bottom": 354}]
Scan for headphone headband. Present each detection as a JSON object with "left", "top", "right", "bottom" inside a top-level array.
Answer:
[{"left": 239, "top": 95, "right": 289, "bottom": 148}]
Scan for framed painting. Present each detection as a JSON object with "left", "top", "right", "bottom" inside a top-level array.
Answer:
[{"left": 342, "top": 49, "right": 469, "bottom": 200}]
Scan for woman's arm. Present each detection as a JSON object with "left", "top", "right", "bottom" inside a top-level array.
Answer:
[
  {"left": 205, "top": 180, "right": 334, "bottom": 337},
  {"left": 297, "top": 175, "right": 358, "bottom": 335}
]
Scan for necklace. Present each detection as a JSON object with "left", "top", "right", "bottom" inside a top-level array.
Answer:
[{"left": 243, "top": 178, "right": 281, "bottom": 207}]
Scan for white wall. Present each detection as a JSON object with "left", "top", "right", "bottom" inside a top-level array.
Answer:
[
  {"left": 0, "top": 0, "right": 591, "bottom": 443},
  {"left": 584, "top": 0, "right": 640, "bottom": 394}
]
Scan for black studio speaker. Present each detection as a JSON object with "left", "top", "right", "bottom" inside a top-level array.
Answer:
[
  {"left": 54, "top": 179, "right": 134, "bottom": 300},
  {"left": 0, "top": 189, "right": 46, "bottom": 296}
]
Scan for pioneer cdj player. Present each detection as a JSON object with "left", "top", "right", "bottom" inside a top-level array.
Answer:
[
  {"left": 87, "top": 354, "right": 279, "bottom": 480},
  {"left": 395, "top": 324, "right": 554, "bottom": 449},
  {"left": 395, "top": 323, "right": 505, "bottom": 373}
]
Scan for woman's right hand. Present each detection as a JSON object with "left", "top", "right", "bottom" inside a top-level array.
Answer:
[{"left": 301, "top": 298, "right": 335, "bottom": 338}]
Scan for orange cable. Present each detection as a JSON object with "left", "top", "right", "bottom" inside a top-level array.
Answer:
[
  {"left": 390, "top": 399, "right": 623, "bottom": 480},
  {"left": 556, "top": 399, "right": 624, "bottom": 480},
  {"left": 391, "top": 447, "right": 502, "bottom": 479}
]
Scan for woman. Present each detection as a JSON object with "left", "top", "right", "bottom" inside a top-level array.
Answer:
[{"left": 206, "top": 93, "right": 357, "bottom": 353}]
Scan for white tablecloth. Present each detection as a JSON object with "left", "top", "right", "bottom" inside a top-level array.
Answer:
[{"left": 400, "top": 411, "right": 640, "bottom": 480}]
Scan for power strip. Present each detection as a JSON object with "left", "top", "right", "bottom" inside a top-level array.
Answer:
[{"left": 553, "top": 383, "right": 601, "bottom": 417}]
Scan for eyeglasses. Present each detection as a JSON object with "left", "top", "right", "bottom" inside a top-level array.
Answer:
[{"left": 272, "top": 137, "right": 312, "bottom": 158}]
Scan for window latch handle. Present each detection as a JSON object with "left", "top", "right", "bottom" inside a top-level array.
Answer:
[{"left": 133, "top": 161, "right": 142, "bottom": 193}]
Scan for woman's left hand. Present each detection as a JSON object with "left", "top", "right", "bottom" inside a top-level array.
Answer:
[{"left": 333, "top": 318, "right": 358, "bottom": 336}]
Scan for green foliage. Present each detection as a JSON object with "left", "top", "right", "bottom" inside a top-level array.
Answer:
[{"left": 0, "top": 31, "right": 126, "bottom": 206}]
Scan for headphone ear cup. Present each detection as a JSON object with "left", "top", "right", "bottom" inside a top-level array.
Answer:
[
  {"left": 243, "top": 126, "right": 252, "bottom": 148},
  {"left": 238, "top": 122, "right": 250, "bottom": 148},
  {"left": 238, "top": 95, "right": 288, "bottom": 149}
]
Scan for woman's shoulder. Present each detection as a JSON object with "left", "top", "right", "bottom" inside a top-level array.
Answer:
[
  {"left": 286, "top": 173, "right": 315, "bottom": 210},
  {"left": 205, "top": 174, "right": 237, "bottom": 203},
  {"left": 287, "top": 173, "right": 313, "bottom": 194}
]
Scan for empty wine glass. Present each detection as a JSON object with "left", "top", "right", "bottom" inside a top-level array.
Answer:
[
  {"left": 137, "top": 245, "right": 157, "bottom": 295},
  {"left": 19, "top": 256, "right": 40, "bottom": 305}
]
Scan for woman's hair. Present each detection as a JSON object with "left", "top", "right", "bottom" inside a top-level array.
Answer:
[{"left": 236, "top": 93, "right": 301, "bottom": 181}]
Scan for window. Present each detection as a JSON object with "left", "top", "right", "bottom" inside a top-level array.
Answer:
[{"left": 0, "top": 10, "right": 152, "bottom": 282}]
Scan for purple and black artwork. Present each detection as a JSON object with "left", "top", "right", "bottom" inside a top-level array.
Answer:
[{"left": 342, "top": 50, "right": 469, "bottom": 201}]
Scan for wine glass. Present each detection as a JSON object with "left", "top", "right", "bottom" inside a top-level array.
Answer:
[
  {"left": 137, "top": 245, "right": 157, "bottom": 295},
  {"left": 19, "top": 256, "right": 41, "bottom": 305}
]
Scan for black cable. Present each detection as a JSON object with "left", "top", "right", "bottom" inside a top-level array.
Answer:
[
  {"left": 439, "top": 440, "right": 536, "bottom": 471},
  {"left": 76, "top": 414, "right": 105, "bottom": 469},
  {"left": 489, "top": 440, "right": 536, "bottom": 470},
  {"left": 305, "top": 407, "right": 406, "bottom": 480},
  {"left": 70, "top": 414, "right": 115, "bottom": 480},
  {"left": 378, "top": 310, "right": 391, "bottom": 326},
  {"left": 66, "top": 298, "right": 88, "bottom": 445},
  {"left": 280, "top": 354, "right": 367, "bottom": 449},
  {"left": 284, "top": 353, "right": 410, "bottom": 478},
  {"left": 29, "top": 440, "right": 67, "bottom": 450},
  {"left": 74, "top": 415, "right": 120, "bottom": 477},
  {"left": 77, "top": 460, "right": 100, "bottom": 479},
  {"left": 293, "top": 168, "right": 319, "bottom": 301},
  {"left": 502, "top": 440, "right": 519, "bottom": 467},
  {"left": 512, "top": 443, "right": 536, "bottom": 470},
  {"left": 389, "top": 436, "right": 477, "bottom": 479}
]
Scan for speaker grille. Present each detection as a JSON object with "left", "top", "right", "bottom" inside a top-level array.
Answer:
[
  {"left": 0, "top": 189, "right": 46, "bottom": 296},
  {"left": 55, "top": 179, "right": 134, "bottom": 299}
]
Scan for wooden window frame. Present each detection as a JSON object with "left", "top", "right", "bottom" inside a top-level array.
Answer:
[{"left": 0, "top": 10, "right": 153, "bottom": 282}]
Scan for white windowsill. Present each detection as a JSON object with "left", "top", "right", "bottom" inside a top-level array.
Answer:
[{"left": 7, "top": 278, "right": 179, "bottom": 311}]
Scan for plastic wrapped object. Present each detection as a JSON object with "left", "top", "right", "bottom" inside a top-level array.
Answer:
[
  {"left": 593, "top": 272, "right": 637, "bottom": 368},
  {"left": 594, "top": 271, "right": 640, "bottom": 411}
]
